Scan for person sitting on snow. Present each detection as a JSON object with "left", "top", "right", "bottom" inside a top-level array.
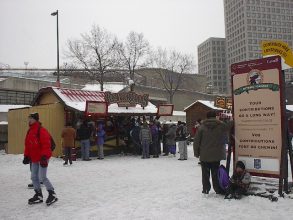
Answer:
[{"left": 225, "top": 161, "right": 251, "bottom": 199}]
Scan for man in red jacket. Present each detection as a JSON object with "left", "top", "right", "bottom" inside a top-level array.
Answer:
[{"left": 23, "top": 112, "right": 58, "bottom": 206}]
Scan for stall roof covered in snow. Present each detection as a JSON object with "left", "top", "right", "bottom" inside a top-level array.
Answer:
[
  {"left": 82, "top": 82, "right": 126, "bottom": 93},
  {"left": 33, "top": 87, "right": 157, "bottom": 115},
  {"left": 0, "top": 105, "right": 30, "bottom": 113},
  {"left": 184, "top": 100, "right": 225, "bottom": 111},
  {"left": 173, "top": 111, "right": 186, "bottom": 116}
]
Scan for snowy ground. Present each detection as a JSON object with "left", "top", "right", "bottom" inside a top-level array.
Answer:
[{"left": 1, "top": 146, "right": 293, "bottom": 220}]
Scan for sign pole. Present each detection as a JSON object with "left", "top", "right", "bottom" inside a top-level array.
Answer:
[
  {"left": 278, "top": 69, "right": 288, "bottom": 196},
  {"left": 226, "top": 129, "right": 234, "bottom": 175},
  {"left": 288, "top": 130, "right": 293, "bottom": 184}
]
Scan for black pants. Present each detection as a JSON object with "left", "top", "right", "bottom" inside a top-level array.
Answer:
[
  {"left": 132, "top": 141, "right": 141, "bottom": 155},
  {"left": 64, "top": 147, "right": 72, "bottom": 163},
  {"left": 152, "top": 138, "right": 160, "bottom": 156},
  {"left": 226, "top": 183, "right": 247, "bottom": 195},
  {"left": 201, "top": 161, "right": 222, "bottom": 193}
]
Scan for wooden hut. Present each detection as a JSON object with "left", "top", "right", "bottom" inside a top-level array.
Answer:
[{"left": 184, "top": 100, "right": 225, "bottom": 136}]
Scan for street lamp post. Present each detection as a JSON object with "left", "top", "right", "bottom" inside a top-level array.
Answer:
[{"left": 51, "top": 10, "right": 60, "bottom": 87}]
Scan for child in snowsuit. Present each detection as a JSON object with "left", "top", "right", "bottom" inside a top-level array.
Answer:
[{"left": 225, "top": 161, "right": 251, "bottom": 199}]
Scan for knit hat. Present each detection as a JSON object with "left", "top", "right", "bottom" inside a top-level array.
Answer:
[
  {"left": 236, "top": 161, "right": 245, "bottom": 170},
  {"left": 29, "top": 112, "right": 39, "bottom": 121}
]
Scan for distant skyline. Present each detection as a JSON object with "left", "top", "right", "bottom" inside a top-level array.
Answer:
[{"left": 0, "top": 0, "right": 225, "bottom": 69}]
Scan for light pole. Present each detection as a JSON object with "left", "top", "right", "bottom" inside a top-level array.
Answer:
[
  {"left": 24, "top": 61, "right": 29, "bottom": 75},
  {"left": 51, "top": 10, "right": 60, "bottom": 87}
]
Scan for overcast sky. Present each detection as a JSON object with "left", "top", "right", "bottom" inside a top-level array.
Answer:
[{"left": 0, "top": 0, "right": 225, "bottom": 69}]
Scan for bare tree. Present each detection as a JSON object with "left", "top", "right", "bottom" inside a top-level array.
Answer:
[
  {"left": 151, "top": 48, "right": 193, "bottom": 104},
  {"left": 66, "top": 25, "right": 120, "bottom": 91},
  {"left": 118, "top": 31, "right": 150, "bottom": 80}
]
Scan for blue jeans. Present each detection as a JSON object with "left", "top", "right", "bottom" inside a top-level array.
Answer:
[
  {"left": 80, "top": 139, "right": 90, "bottom": 160},
  {"left": 97, "top": 144, "right": 104, "bottom": 159},
  {"left": 31, "top": 162, "right": 54, "bottom": 191},
  {"left": 142, "top": 140, "right": 150, "bottom": 158}
]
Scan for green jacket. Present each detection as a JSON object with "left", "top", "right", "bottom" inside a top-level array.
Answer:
[{"left": 193, "top": 118, "right": 232, "bottom": 162}]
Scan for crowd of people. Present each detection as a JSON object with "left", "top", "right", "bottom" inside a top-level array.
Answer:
[
  {"left": 61, "top": 116, "right": 190, "bottom": 161},
  {"left": 23, "top": 110, "right": 252, "bottom": 206}
]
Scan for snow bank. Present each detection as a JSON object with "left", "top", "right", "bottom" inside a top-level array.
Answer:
[{"left": 0, "top": 147, "right": 293, "bottom": 220}]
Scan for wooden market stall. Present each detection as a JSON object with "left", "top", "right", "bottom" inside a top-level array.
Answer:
[
  {"left": 184, "top": 100, "right": 226, "bottom": 136},
  {"left": 7, "top": 87, "right": 160, "bottom": 157}
]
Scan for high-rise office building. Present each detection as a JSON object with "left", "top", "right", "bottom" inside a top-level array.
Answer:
[
  {"left": 224, "top": 0, "right": 293, "bottom": 82},
  {"left": 198, "top": 37, "right": 228, "bottom": 94}
]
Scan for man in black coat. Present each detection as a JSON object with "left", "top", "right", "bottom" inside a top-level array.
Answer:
[
  {"left": 130, "top": 122, "right": 141, "bottom": 155},
  {"left": 77, "top": 120, "right": 92, "bottom": 161}
]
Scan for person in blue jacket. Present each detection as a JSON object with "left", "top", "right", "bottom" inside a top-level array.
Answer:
[{"left": 96, "top": 123, "right": 106, "bottom": 160}]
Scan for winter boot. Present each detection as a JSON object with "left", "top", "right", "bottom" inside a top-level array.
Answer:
[
  {"left": 224, "top": 193, "right": 234, "bottom": 199},
  {"left": 46, "top": 190, "right": 58, "bottom": 206},
  {"left": 28, "top": 189, "right": 43, "bottom": 204}
]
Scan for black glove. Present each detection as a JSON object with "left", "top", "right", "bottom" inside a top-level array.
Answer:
[
  {"left": 23, "top": 156, "right": 30, "bottom": 165},
  {"left": 40, "top": 156, "right": 48, "bottom": 168}
]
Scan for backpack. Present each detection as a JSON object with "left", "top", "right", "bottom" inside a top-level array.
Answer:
[
  {"left": 218, "top": 165, "right": 230, "bottom": 191},
  {"left": 37, "top": 125, "right": 56, "bottom": 152}
]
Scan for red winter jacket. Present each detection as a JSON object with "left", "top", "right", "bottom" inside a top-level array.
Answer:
[{"left": 24, "top": 122, "right": 52, "bottom": 162}]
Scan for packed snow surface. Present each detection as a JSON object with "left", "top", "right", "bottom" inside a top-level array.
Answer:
[{"left": 0, "top": 146, "right": 293, "bottom": 220}]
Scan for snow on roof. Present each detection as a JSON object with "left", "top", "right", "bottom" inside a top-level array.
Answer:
[
  {"left": 0, "top": 121, "right": 8, "bottom": 125},
  {"left": 108, "top": 103, "right": 157, "bottom": 114},
  {"left": 184, "top": 100, "right": 225, "bottom": 111},
  {"left": 0, "top": 78, "right": 7, "bottom": 82},
  {"left": 52, "top": 87, "right": 104, "bottom": 112},
  {"left": 173, "top": 111, "right": 186, "bottom": 116},
  {"left": 51, "top": 87, "right": 157, "bottom": 114},
  {"left": 287, "top": 105, "right": 293, "bottom": 112},
  {"left": 0, "top": 105, "right": 30, "bottom": 113},
  {"left": 82, "top": 82, "right": 126, "bottom": 93}
]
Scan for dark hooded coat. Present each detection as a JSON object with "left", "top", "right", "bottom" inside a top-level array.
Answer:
[{"left": 193, "top": 118, "right": 231, "bottom": 162}]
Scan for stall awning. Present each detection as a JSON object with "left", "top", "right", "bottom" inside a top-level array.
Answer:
[{"left": 32, "top": 87, "right": 157, "bottom": 115}]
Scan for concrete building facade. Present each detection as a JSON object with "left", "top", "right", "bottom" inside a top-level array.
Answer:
[
  {"left": 224, "top": 0, "right": 293, "bottom": 82},
  {"left": 198, "top": 38, "right": 228, "bottom": 94}
]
